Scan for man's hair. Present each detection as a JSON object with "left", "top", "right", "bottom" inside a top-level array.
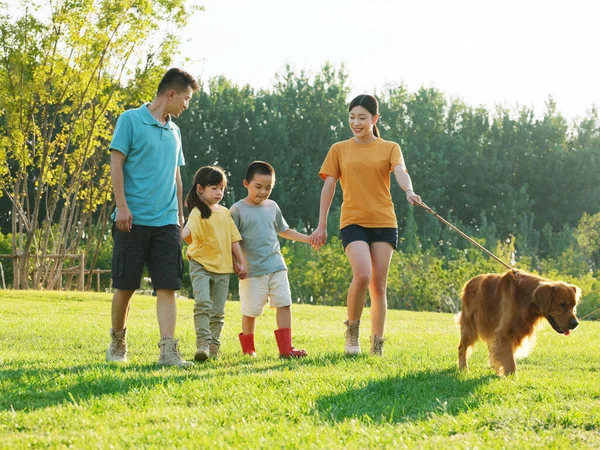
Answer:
[
  {"left": 157, "top": 68, "right": 199, "bottom": 95},
  {"left": 245, "top": 161, "right": 276, "bottom": 183}
]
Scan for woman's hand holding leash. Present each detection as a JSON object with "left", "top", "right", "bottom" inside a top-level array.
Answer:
[{"left": 405, "top": 189, "right": 422, "bottom": 206}]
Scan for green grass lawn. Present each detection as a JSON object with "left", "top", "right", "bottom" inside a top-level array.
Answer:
[{"left": 0, "top": 290, "right": 599, "bottom": 449}]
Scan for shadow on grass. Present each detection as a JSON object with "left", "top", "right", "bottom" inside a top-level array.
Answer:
[
  {"left": 0, "top": 359, "right": 314, "bottom": 411},
  {"left": 314, "top": 368, "right": 494, "bottom": 424},
  {"left": 1, "top": 358, "right": 493, "bottom": 415},
  {"left": 0, "top": 363, "right": 201, "bottom": 411}
]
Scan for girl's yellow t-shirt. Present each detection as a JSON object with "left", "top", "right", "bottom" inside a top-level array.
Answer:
[
  {"left": 185, "top": 206, "right": 242, "bottom": 274},
  {"left": 319, "top": 137, "right": 406, "bottom": 230}
]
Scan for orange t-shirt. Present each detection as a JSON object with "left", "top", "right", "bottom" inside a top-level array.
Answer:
[{"left": 319, "top": 137, "right": 406, "bottom": 229}]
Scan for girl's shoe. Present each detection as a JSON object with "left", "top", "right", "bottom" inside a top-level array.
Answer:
[
  {"left": 209, "top": 343, "right": 221, "bottom": 359},
  {"left": 344, "top": 320, "right": 361, "bottom": 355},
  {"left": 194, "top": 338, "right": 210, "bottom": 362},
  {"left": 370, "top": 335, "right": 385, "bottom": 356},
  {"left": 274, "top": 328, "right": 307, "bottom": 358},
  {"left": 238, "top": 332, "right": 256, "bottom": 357}
]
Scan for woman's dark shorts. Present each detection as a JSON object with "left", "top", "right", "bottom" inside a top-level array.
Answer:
[
  {"left": 340, "top": 224, "right": 398, "bottom": 250},
  {"left": 111, "top": 223, "right": 183, "bottom": 291}
]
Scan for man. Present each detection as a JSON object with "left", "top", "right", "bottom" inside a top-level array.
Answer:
[{"left": 106, "top": 68, "right": 199, "bottom": 367}]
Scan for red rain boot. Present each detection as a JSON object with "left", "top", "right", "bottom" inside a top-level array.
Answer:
[
  {"left": 274, "top": 328, "right": 307, "bottom": 359},
  {"left": 238, "top": 332, "right": 256, "bottom": 357}
]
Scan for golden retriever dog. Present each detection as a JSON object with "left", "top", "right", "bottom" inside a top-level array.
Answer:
[{"left": 458, "top": 270, "right": 580, "bottom": 375}]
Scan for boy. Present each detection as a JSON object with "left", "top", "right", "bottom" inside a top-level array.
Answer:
[{"left": 230, "top": 161, "right": 311, "bottom": 358}]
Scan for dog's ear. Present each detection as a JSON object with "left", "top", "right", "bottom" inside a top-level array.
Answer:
[
  {"left": 568, "top": 284, "right": 582, "bottom": 304},
  {"left": 532, "top": 282, "right": 557, "bottom": 314}
]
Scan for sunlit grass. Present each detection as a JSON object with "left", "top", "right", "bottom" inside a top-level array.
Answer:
[{"left": 1, "top": 290, "right": 598, "bottom": 449}]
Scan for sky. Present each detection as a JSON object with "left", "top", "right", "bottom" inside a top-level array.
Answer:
[{"left": 177, "top": 0, "right": 600, "bottom": 122}]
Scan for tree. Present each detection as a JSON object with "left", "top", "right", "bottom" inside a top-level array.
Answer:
[
  {"left": 575, "top": 212, "right": 600, "bottom": 272},
  {"left": 0, "top": 0, "right": 198, "bottom": 289}
]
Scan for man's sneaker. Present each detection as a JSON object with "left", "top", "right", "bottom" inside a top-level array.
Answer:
[
  {"left": 106, "top": 328, "right": 128, "bottom": 363},
  {"left": 370, "top": 335, "right": 385, "bottom": 356},
  {"left": 194, "top": 338, "right": 210, "bottom": 362},
  {"left": 344, "top": 320, "right": 361, "bottom": 355},
  {"left": 209, "top": 343, "right": 221, "bottom": 359},
  {"left": 158, "top": 337, "right": 195, "bottom": 368}
]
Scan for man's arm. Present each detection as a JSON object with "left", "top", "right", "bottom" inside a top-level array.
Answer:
[
  {"left": 110, "top": 150, "right": 132, "bottom": 232},
  {"left": 176, "top": 167, "right": 184, "bottom": 228}
]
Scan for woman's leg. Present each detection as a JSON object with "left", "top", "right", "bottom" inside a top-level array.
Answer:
[
  {"left": 345, "top": 241, "right": 373, "bottom": 323},
  {"left": 368, "top": 242, "right": 394, "bottom": 336}
]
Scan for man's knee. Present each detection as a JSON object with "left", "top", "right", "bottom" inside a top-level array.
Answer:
[{"left": 113, "top": 289, "right": 135, "bottom": 302}]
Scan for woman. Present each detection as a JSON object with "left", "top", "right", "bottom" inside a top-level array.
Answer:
[{"left": 310, "top": 94, "right": 421, "bottom": 356}]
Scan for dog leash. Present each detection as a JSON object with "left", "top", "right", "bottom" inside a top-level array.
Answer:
[
  {"left": 415, "top": 201, "right": 513, "bottom": 270},
  {"left": 415, "top": 200, "right": 600, "bottom": 320}
]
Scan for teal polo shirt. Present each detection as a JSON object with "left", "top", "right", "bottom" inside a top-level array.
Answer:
[{"left": 110, "top": 104, "right": 185, "bottom": 227}]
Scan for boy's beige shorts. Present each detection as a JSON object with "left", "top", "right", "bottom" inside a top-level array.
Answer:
[{"left": 239, "top": 270, "right": 292, "bottom": 317}]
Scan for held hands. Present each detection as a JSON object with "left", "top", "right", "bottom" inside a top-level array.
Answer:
[
  {"left": 309, "top": 226, "right": 327, "bottom": 250},
  {"left": 406, "top": 190, "right": 422, "bottom": 206},
  {"left": 115, "top": 207, "right": 133, "bottom": 232},
  {"left": 234, "top": 262, "right": 247, "bottom": 280}
]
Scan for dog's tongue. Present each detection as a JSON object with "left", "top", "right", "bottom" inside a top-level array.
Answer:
[{"left": 564, "top": 330, "right": 571, "bottom": 336}]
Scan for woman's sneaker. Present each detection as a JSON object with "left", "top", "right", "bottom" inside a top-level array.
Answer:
[
  {"left": 370, "top": 335, "right": 385, "bottom": 356},
  {"left": 344, "top": 320, "right": 361, "bottom": 355}
]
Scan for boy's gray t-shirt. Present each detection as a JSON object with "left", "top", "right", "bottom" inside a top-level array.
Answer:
[{"left": 230, "top": 199, "right": 289, "bottom": 278}]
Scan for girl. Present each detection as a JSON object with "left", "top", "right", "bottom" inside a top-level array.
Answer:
[
  {"left": 310, "top": 94, "right": 422, "bottom": 356},
  {"left": 182, "top": 166, "right": 245, "bottom": 361}
]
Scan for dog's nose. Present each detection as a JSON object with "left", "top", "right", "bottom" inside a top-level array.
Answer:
[{"left": 569, "top": 319, "right": 579, "bottom": 330}]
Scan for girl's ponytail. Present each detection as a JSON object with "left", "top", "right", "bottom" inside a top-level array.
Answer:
[{"left": 186, "top": 185, "right": 212, "bottom": 219}]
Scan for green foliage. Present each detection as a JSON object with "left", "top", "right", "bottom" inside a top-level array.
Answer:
[
  {"left": 177, "top": 70, "right": 600, "bottom": 271},
  {"left": 0, "top": 1, "right": 198, "bottom": 288},
  {"left": 0, "top": 231, "right": 12, "bottom": 286},
  {"left": 172, "top": 67, "right": 600, "bottom": 314},
  {"left": 575, "top": 212, "right": 600, "bottom": 271}
]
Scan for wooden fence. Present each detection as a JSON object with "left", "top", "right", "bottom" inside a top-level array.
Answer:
[{"left": 0, "top": 253, "right": 111, "bottom": 291}]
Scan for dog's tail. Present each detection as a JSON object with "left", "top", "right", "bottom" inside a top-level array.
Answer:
[{"left": 454, "top": 311, "right": 462, "bottom": 326}]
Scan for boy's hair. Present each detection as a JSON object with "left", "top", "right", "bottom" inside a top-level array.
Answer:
[
  {"left": 157, "top": 68, "right": 199, "bottom": 95},
  {"left": 244, "top": 161, "right": 276, "bottom": 184},
  {"left": 186, "top": 166, "right": 227, "bottom": 219},
  {"left": 349, "top": 94, "right": 380, "bottom": 138}
]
